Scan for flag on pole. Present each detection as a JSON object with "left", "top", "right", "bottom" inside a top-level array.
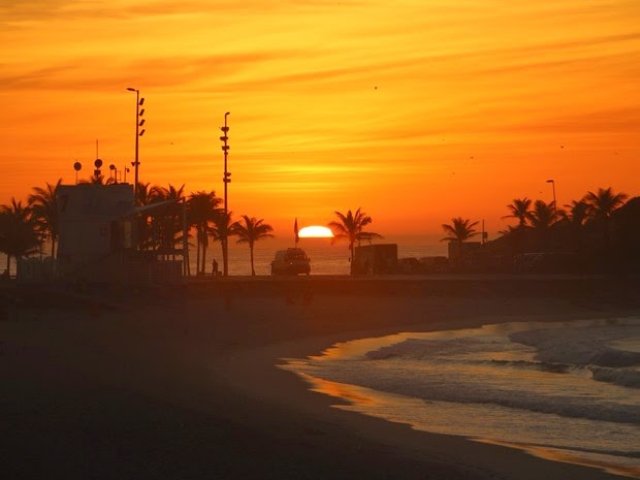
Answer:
[{"left": 294, "top": 218, "right": 299, "bottom": 245}]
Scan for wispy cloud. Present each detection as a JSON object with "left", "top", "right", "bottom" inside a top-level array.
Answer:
[
  {"left": 0, "top": 51, "right": 304, "bottom": 91},
  {"left": 505, "top": 107, "right": 640, "bottom": 135},
  {"left": 0, "top": 0, "right": 70, "bottom": 20}
]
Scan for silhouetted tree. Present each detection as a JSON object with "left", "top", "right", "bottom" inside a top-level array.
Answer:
[
  {"left": 328, "top": 208, "right": 381, "bottom": 275},
  {"left": 0, "top": 199, "right": 39, "bottom": 274},
  {"left": 529, "top": 200, "right": 558, "bottom": 230},
  {"left": 584, "top": 187, "right": 628, "bottom": 220},
  {"left": 188, "top": 191, "right": 221, "bottom": 275},
  {"left": 231, "top": 215, "right": 274, "bottom": 276},
  {"left": 211, "top": 210, "right": 234, "bottom": 275},
  {"left": 441, "top": 217, "right": 479, "bottom": 261},
  {"left": 503, "top": 198, "right": 532, "bottom": 228},
  {"left": 562, "top": 200, "right": 589, "bottom": 227},
  {"left": 28, "top": 179, "right": 62, "bottom": 258},
  {"left": 149, "top": 184, "right": 185, "bottom": 255},
  {"left": 441, "top": 217, "right": 479, "bottom": 243},
  {"left": 584, "top": 187, "right": 628, "bottom": 251},
  {"left": 559, "top": 200, "right": 589, "bottom": 253},
  {"left": 135, "top": 182, "right": 152, "bottom": 207},
  {"left": 528, "top": 200, "right": 560, "bottom": 251}
]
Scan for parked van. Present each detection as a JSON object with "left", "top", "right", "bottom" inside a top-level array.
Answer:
[{"left": 271, "top": 248, "right": 311, "bottom": 275}]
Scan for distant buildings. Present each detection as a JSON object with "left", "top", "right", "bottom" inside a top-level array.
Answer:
[{"left": 353, "top": 244, "right": 398, "bottom": 274}]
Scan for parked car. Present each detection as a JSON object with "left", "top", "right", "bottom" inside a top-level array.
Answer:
[{"left": 271, "top": 248, "right": 311, "bottom": 275}]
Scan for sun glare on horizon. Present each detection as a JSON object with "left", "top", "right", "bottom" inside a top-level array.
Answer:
[{"left": 298, "top": 225, "right": 334, "bottom": 238}]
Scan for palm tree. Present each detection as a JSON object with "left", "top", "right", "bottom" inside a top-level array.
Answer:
[
  {"left": 562, "top": 200, "right": 589, "bottom": 227},
  {"left": 0, "top": 199, "right": 40, "bottom": 275},
  {"left": 328, "top": 208, "right": 381, "bottom": 274},
  {"left": 231, "top": 215, "right": 274, "bottom": 276},
  {"left": 583, "top": 187, "right": 628, "bottom": 251},
  {"left": 211, "top": 210, "right": 234, "bottom": 276},
  {"left": 149, "top": 184, "right": 185, "bottom": 256},
  {"left": 584, "top": 187, "right": 628, "bottom": 220},
  {"left": 441, "top": 217, "right": 479, "bottom": 265},
  {"left": 135, "top": 182, "right": 152, "bottom": 207},
  {"left": 188, "top": 191, "right": 221, "bottom": 275},
  {"left": 28, "top": 179, "right": 62, "bottom": 258},
  {"left": 529, "top": 200, "right": 559, "bottom": 230},
  {"left": 503, "top": 198, "right": 532, "bottom": 228},
  {"left": 441, "top": 217, "right": 479, "bottom": 243},
  {"left": 528, "top": 200, "right": 560, "bottom": 251},
  {"left": 561, "top": 199, "right": 589, "bottom": 253}
]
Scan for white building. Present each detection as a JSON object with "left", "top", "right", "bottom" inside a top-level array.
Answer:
[{"left": 56, "top": 183, "right": 135, "bottom": 278}]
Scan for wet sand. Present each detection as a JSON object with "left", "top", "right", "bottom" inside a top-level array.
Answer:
[{"left": 1, "top": 276, "right": 639, "bottom": 479}]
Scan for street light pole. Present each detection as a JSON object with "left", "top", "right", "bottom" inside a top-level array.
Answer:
[
  {"left": 546, "top": 179, "right": 557, "bottom": 212},
  {"left": 220, "top": 112, "right": 231, "bottom": 276},
  {"left": 127, "top": 88, "right": 145, "bottom": 201}
]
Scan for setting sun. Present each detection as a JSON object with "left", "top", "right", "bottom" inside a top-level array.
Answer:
[{"left": 298, "top": 226, "right": 334, "bottom": 239}]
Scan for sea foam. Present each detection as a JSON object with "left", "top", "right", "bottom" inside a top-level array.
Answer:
[{"left": 285, "top": 318, "right": 640, "bottom": 475}]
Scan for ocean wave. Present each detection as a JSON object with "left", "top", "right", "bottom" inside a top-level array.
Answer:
[
  {"left": 288, "top": 320, "right": 640, "bottom": 476},
  {"left": 590, "top": 366, "right": 640, "bottom": 389},
  {"left": 486, "top": 359, "right": 570, "bottom": 373},
  {"left": 510, "top": 323, "right": 640, "bottom": 367},
  {"left": 366, "top": 337, "right": 516, "bottom": 361},
  {"left": 304, "top": 359, "right": 640, "bottom": 424},
  {"left": 309, "top": 320, "right": 640, "bottom": 425},
  {"left": 589, "top": 349, "right": 640, "bottom": 368}
]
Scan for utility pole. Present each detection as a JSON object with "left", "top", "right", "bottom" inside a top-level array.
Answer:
[
  {"left": 546, "top": 179, "right": 557, "bottom": 212},
  {"left": 220, "top": 112, "right": 231, "bottom": 276},
  {"left": 126, "top": 88, "right": 146, "bottom": 201}
]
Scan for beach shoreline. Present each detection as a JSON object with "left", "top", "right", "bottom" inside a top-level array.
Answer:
[{"left": 2, "top": 277, "right": 639, "bottom": 479}]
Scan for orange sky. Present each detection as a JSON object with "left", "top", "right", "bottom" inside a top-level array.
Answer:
[{"left": 1, "top": 0, "right": 639, "bottom": 239}]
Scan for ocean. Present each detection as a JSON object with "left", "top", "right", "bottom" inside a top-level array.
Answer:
[
  {"left": 213, "top": 235, "right": 445, "bottom": 276},
  {"left": 283, "top": 318, "right": 640, "bottom": 478}
]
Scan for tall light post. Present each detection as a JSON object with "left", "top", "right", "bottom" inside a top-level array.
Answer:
[
  {"left": 219, "top": 112, "right": 231, "bottom": 276},
  {"left": 546, "top": 179, "right": 557, "bottom": 212},
  {"left": 126, "top": 88, "right": 145, "bottom": 200}
]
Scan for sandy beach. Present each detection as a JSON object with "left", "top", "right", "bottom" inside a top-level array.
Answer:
[{"left": 2, "top": 276, "right": 639, "bottom": 479}]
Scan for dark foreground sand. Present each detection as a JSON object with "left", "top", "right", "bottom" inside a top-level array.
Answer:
[{"left": 2, "top": 276, "right": 639, "bottom": 479}]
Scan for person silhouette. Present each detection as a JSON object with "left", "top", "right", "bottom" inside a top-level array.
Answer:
[{"left": 212, "top": 258, "right": 219, "bottom": 276}]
